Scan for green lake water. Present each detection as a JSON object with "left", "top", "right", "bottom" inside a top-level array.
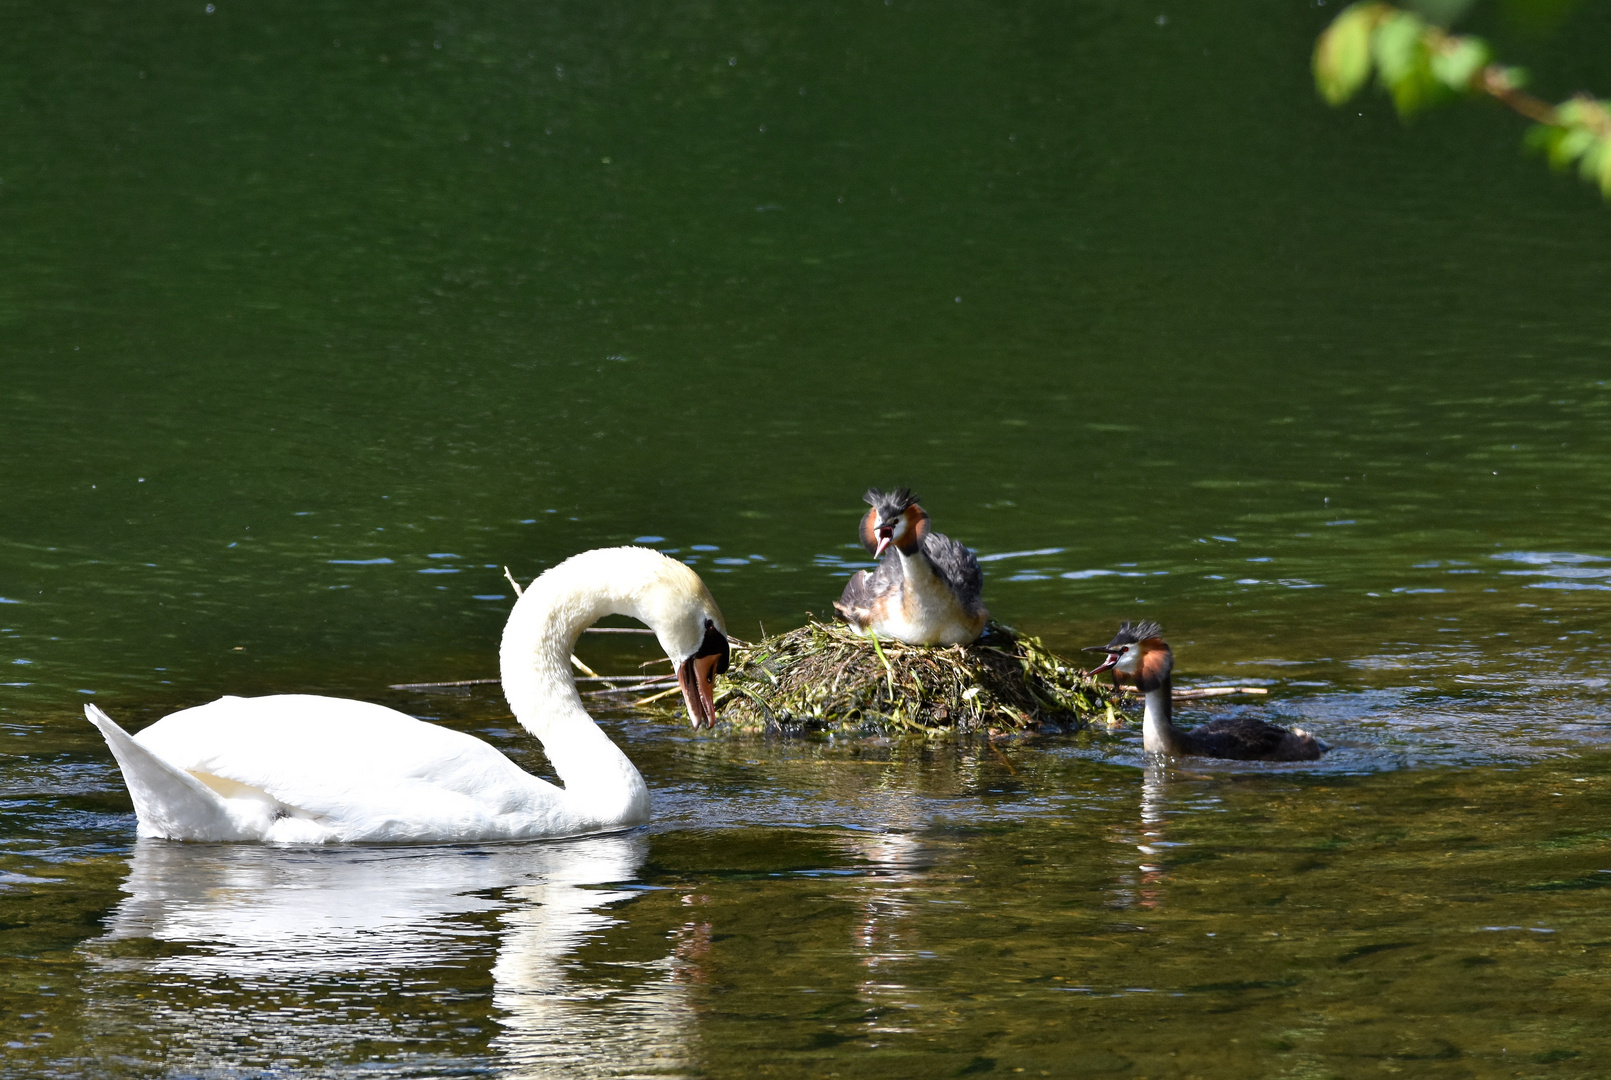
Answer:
[{"left": 6, "top": 1, "right": 1611, "bottom": 1076}]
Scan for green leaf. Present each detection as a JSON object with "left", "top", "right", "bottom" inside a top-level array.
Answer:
[
  {"left": 1524, "top": 123, "right": 1561, "bottom": 155},
  {"left": 1371, "top": 10, "right": 1444, "bottom": 117},
  {"left": 1595, "top": 140, "right": 1611, "bottom": 197},
  {"left": 1555, "top": 98, "right": 1589, "bottom": 127},
  {"left": 1372, "top": 10, "right": 1428, "bottom": 86},
  {"left": 1314, "top": 4, "right": 1385, "bottom": 105},
  {"left": 1429, "top": 36, "right": 1490, "bottom": 92},
  {"left": 1550, "top": 125, "right": 1596, "bottom": 169},
  {"left": 1577, "top": 136, "right": 1611, "bottom": 183}
]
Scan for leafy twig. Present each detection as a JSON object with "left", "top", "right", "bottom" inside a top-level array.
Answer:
[{"left": 1314, "top": 3, "right": 1611, "bottom": 196}]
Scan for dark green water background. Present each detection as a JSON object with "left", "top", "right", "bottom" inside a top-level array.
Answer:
[{"left": 6, "top": 1, "right": 1611, "bottom": 1076}]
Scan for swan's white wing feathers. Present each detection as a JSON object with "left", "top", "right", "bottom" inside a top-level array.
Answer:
[
  {"left": 132, "top": 695, "right": 566, "bottom": 842},
  {"left": 86, "top": 705, "right": 243, "bottom": 840}
]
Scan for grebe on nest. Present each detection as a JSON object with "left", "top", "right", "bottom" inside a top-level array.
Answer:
[
  {"left": 832, "top": 487, "right": 988, "bottom": 646},
  {"left": 1085, "top": 621, "right": 1324, "bottom": 762}
]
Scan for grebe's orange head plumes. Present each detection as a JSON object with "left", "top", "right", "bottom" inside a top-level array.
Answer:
[
  {"left": 859, "top": 487, "right": 930, "bottom": 558},
  {"left": 1082, "top": 620, "right": 1172, "bottom": 691}
]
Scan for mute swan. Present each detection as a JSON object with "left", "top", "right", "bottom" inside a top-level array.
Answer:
[{"left": 86, "top": 546, "right": 731, "bottom": 843}]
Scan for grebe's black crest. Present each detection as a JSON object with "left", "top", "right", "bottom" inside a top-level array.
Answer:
[
  {"left": 864, "top": 487, "right": 919, "bottom": 516},
  {"left": 1107, "top": 620, "right": 1163, "bottom": 649}
]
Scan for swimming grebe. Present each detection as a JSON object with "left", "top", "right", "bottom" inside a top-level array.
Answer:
[
  {"left": 1085, "top": 621, "right": 1324, "bottom": 762},
  {"left": 831, "top": 487, "right": 988, "bottom": 646},
  {"left": 86, "top": 547, "right": 731, "bottom": 843}
]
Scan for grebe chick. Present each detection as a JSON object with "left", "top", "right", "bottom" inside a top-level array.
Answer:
[
  {"left": 832, "top": 487, "right": 988, "bottom": 646},
  {"left": 1085, "top": 621, "right": 1324, "bottom": 762}
]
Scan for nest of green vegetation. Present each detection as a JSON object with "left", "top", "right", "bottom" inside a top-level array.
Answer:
[{"left": 707, "top": 619, "right": 1114, "bottom": 735}]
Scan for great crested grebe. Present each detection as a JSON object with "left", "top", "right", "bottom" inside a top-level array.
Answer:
[
  {"left": 831, "top": 487, "right": 988, "bottom": 646},
  {"left": 86, "top": 547, "right": 731, "bottom": 843},
  {"left": 1085, "top": 621, "right": 1325, "bottom": 762}
]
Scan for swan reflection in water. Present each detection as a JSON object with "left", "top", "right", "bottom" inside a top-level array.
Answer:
[{"left": 89, "top": 834, "right": 692, "bottom": 1078}]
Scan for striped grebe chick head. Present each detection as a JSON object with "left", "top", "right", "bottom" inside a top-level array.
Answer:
[{"left": 859, "top": 487, "right": 931, "bottom": 558}]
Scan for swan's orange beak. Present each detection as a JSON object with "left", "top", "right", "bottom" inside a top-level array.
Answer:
[
  {"left": 678, "top": 620, "right": 730, "bottom": 729},
  {"left": 679, "top": 653, "right": 722, "bottom": 728}
]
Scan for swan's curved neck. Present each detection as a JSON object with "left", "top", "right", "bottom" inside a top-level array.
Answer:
[
  {"left": 498, "top": 553, "right": 661, "bottom": 825},
  {"left": 1141, "top": 678, "right": 1179, "bottom": 757}
]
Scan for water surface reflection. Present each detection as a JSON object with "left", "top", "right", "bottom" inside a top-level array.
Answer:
[{"left": 88, "top": 836, "right": 687, "bottom": 1078}]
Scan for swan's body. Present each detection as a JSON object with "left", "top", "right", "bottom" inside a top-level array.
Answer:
[
  {"left": 833, "top": 487, "right": 987, "bottom": 646},
  {"left": 88, "top": 547, "right": 729, "bottom": 843},
  {"left": 1087, "top": 621, "right": 1325, "bottom": 763}
]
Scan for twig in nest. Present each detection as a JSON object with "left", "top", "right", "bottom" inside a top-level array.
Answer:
[
  {"left": 688, "top": 619, "right": 1114, "bottom": 735},
  {"left": 1116, "top": 686, "right": 1269, "bottom": 700},
  {"left": 575, "top": 675, "right": 672, "bottom": 684},
  {"left": 392, "top": 675, "right": 675, "bottom": 691},
  {"left": 389, "top": 677, "right": 501, "bottom": 690},
  {"left": 867, "top": 631, "right": 895, "bottom": 696},
  {"left": 634, "top": 684, "right": 685, "bottom": 706}
]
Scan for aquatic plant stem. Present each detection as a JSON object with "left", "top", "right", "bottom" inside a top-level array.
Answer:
[{"left": 868, "top": 630, "right": 895, "bottom": 696}]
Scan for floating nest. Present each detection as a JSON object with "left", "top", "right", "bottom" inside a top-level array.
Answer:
[{"left": 707, "top": 619, "right": 1115, "bottom": 735}]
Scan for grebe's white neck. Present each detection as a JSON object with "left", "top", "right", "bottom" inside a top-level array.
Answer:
[
  {"left": 895, "top": 543, "right": 938, "bottom": 584},
  {"left": 499, "top": 547, "right": 721, "bottom": 826},
  {"left": 1140, "top": 678, "right": 1179, "bottom": 758}
]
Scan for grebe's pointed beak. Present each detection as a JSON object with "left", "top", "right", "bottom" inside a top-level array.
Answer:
[
  {"left": 1081, "top": 645, "right": 1120, "bottom": 677},
  {"left": 874, "top": 525, "right": 895, "bottom": 559}
]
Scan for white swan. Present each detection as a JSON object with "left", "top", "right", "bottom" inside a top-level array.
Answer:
[{"left": 86, "top": 546, "right": 730, "bottom": 843}]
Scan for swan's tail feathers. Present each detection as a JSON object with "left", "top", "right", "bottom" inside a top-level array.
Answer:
[{"left": 85, "top": 705, "right": 238, "bottom": 841}]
